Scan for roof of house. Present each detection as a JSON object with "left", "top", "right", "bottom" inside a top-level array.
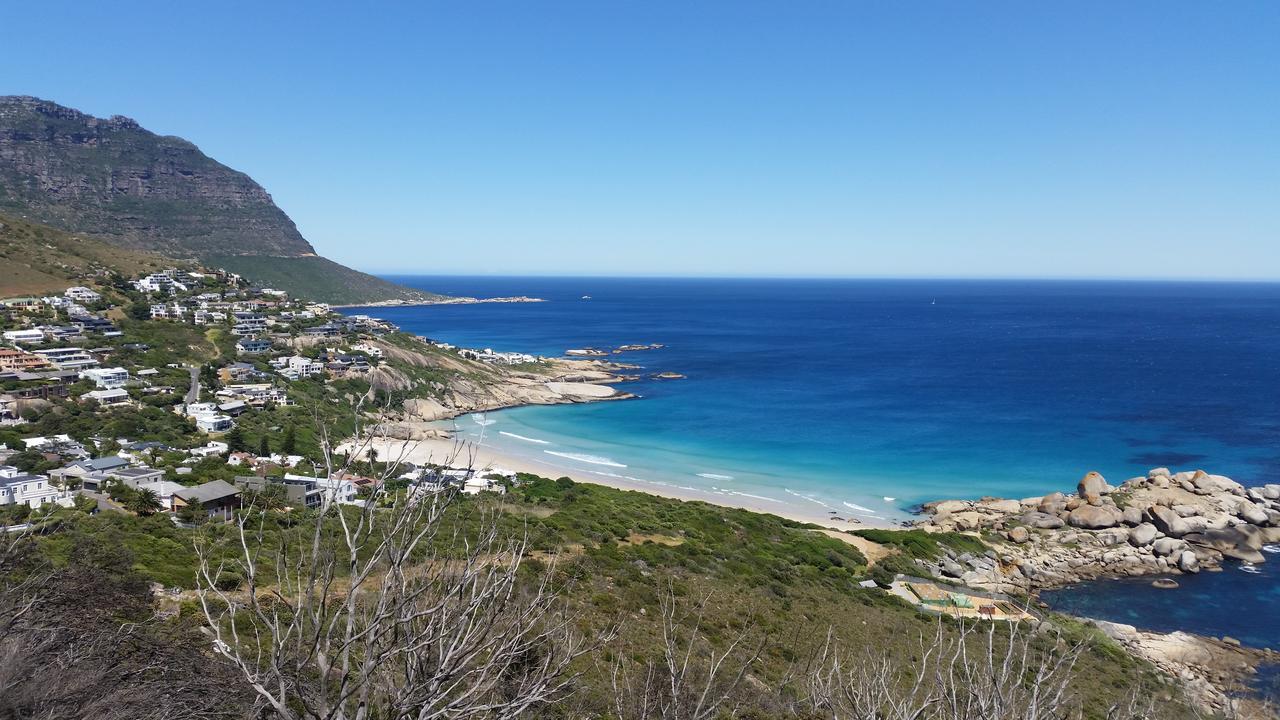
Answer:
[
  {"left": 111, "top": 467, "right": 164, "bottom": 479},
  {"left": 138, "top": 480, "right": 186, "bottom": 497},
  {"left": 0, "top": 473, "right": 44, "bottom": 488},
  {"left": 175, "top": 479, "right": 241, "bottom": 504},
  {"left": 66, "top": 456, "right": 130, "bottom": 473}
]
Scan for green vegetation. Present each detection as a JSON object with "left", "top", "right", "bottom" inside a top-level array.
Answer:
[
  {"left": 206, "top": 254, "right": 443, "bottom": 304},
  {"left": 13, "top": 473, "right": 1197, "bottom": 718}
]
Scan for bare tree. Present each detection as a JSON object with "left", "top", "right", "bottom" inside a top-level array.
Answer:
[
  {"left": 607, "top": 585, "right": 764, "bottom": 720},
  {"left": 791, "top": 616, "right": 1158, "bottom": 720},
  {"left": 195, "top": 403, "right": 606, "bottom": 720}
]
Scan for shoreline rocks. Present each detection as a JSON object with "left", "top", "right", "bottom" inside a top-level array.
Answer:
[{"left": 917, "top": 468, "right": 1280, "bottom": 593}]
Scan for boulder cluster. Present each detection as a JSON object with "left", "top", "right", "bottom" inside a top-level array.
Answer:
[{"left": 919, "top": 468, "right": 1280, "bottom": 592}]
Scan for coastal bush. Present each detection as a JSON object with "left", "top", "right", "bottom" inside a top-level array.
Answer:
[{"left": 852, "top": 527, "right": 986, "bottom": 560}]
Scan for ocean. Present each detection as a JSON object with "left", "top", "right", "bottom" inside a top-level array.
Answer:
[{"left": 345, "top": 276, "right": 1280, "bottom": 646}]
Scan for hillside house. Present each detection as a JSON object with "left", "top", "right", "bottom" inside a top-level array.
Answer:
[
  {"left": 172, "top": 480, "right": 242, "bottom": 520},
  {"left": 0, "top": 466, "right": 61, "bottom": 508}
]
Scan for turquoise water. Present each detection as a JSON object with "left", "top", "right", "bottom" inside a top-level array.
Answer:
[{"left": 347, "top": 277, "right": 1280, "bottom": 525}]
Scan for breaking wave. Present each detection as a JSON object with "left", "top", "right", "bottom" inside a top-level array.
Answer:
[
  {"left": 544, "top": 451, "right": 627, "bottom": 468},
  {"left": 499, "top": 431, "right": 551, "bottom": 445}
]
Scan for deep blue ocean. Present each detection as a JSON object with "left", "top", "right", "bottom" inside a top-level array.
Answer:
[{"left": 347, "top": 276, "right": 1280, "bottom": 647}]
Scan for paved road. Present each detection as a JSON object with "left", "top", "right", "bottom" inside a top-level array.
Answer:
[{"left": 185, "top": 366, "right": 200, "bottom": 405}]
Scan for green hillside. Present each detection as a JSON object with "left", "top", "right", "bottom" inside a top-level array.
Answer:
[{"left": 207, "top": 254, "right": 443, "bottom": 305}]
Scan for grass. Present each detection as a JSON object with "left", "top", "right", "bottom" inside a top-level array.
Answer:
[
  {"left": 0, "top": 212, "right": 170, "bottom": 298},
  {"left": 204, "top": 254, "right": 444, "bottom": 305}
]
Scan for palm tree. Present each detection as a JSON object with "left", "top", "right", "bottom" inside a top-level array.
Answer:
[{"left": 124, "top": 488, "right": 164, "bottom": 516}]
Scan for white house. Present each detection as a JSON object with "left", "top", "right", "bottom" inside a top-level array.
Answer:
[
  {"left": 64, "top": 287, "right": 101, "bottom": 303},
  {"left": 463, "top": 476, "right": 507, "bottom": 495},
  {"left": 194, "top": 413, "right": 234, "bottom": 433},
  {"left": 285, "top": 473, "right": 358, "bottom": 505},
  {"left": 85, "top": 388, "right": 130, "bottom": 405},
  {"left": 2, "top": 329, "right": 45, "bottom": 345},
  {"left": 351, "top": 342, "right": 384, "bottom": 358},
  {"left": 189, "top": 441, "right": 230, "bottom": 458},
  {"left": 273, "top": 355, "right": 324, "bottom": 379},
  {"left": 0, "top": 466, "right": 61, "bottom": 508},
  {"left": 136, "top": 480, "right": 187, "bottom": 510},
  {"left": 80, "top": 367, "right": 129, "bottom": 389},
  {"left": 134, "top": 274, "right": 187, "bottom": 295}
]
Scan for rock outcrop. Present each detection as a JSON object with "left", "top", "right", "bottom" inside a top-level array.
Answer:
[{"left": 918, "top": 468, "right": 1280, "bottom": 593}]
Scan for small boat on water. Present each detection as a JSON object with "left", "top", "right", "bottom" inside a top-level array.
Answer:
[{"left": 581, "top": 295, "right": 592, "bottom": 300}]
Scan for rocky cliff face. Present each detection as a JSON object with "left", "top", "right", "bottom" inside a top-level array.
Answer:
[{"left": 0, "top": 95, "right": 312, "bottom": 257}]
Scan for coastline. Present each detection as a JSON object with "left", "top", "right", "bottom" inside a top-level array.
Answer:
[
  {"left": 355, "top": 434, "right": 896, "bottom": 531},
  {"left": 333, "top": 295, "right": 544, "bottom": 309}
]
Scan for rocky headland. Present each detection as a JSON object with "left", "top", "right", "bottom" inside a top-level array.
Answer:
[
  {"left": 916, "top": 467, "right": 1280, "bottom": 593},
  {"left": 366, "top": 339, "right": 636, "bottom": 442}
]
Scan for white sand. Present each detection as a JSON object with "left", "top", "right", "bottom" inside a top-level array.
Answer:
[{"left": 343, "top": 435, "right": 893, "bottom": 531}]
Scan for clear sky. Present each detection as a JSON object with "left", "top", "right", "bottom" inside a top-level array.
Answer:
[{"left": 4, "top": 2, "right": 1278, "bottom": 279}]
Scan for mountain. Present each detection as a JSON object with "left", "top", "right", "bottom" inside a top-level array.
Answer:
[
  {"left": 0, "top": 96, "right": 438, "bottom": 304},
  {"left": 0, "top": 211, "right": 170, "bottom": 297}
]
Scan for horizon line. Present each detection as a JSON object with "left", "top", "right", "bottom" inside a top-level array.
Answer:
[{"left": 364, "top": 271, "right": 1280, "bottom": 284}]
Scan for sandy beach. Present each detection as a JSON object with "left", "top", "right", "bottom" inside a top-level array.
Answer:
[{"left": 344, "top": 435, "right": 895, "bottom": 531}]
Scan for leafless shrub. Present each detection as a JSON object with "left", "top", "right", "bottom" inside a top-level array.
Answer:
[
  {"left": 196, "top": 406, "right": 608, "bottom": 719},
  {"left": 790, "top": 616, "right": 1157, "bottom": 720},
  {"left": 607, "top": 584, "right": 764, "bottom": 720}
]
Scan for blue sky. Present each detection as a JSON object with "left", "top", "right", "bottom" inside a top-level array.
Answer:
[{"left": 4, "top": 2, "right": 1278, "bottom": 278}]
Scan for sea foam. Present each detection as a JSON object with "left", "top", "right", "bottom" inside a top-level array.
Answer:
[
  {"left": 697, "top": 473, "right": 734, "bottom": 480},
  {"left": 544, "top": 450, "right": 627, "bottom": 468},
  {"left": 499, "top": 431, "right": 551, "bottom": 445}
]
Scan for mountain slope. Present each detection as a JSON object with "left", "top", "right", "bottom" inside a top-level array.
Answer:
[
  {"left": 0, "top": 96, "right": 438, "bottom": 303},
  {"left": 0, "top": 211, "right": 171, "bottom": 297}
]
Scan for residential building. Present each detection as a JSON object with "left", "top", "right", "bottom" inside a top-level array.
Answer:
[
  {"left": 231, "top": 313, "right": 269, "bottom": 336},
  {"left": 172, "top": 480, "right": 242, "bottom": 520},
  {"left": 21, "top": 435, "right": 88, "bottom": 459},
  {"left": 49, "top": 455, "right": 131, "bottom": 487},
  {"left": 2, "top": 329, "right": 45, "bottom": 345},
  {"left": 40, "top": 325, "right": 84, "bottom": 342},
  {"left": 284, "top": 473, "right": 358, "bottom": 506},
  {"left": 235, "top": 338, "right": 272, "bottom": 355},
  {"left": 85, "top": 388, "right": 130, "bottom": 405},
  {"left": 78, "top": 466, "right": 165, "bottom": 492},
  {"left": 150, "top": 303, "right": 187, "bottom": 321},
  {"left": 134, "top": 273, "right": 187, "bottom": 295},
  {"left": 64, "top": 287, "right": 101, "bottom": 303},
  {"left": 0, "top": 466, "right": 60, "bottom": 508},
  {"left": 218, "top": 362, "right": 261, "bottom": 383},
  {"left": 33, "top": 347, "right": 97, "bottom": 370},
  {"left": 136, "top": 480, "right": 186, "bottom": 510},
  {"left": 194, "top": 413, "right": 234, "bottom": 433},
  {"left": 234, "top": 475, "right": 323, "bottom": 509},
  {"left": 80, "top": 367, "right": 129, "bottom": 389},
  {"left": 0, "top": 348, "right": 52, "bottom": 373},
  {"left": 273, "top": 355, "right": 324, "bottom": 380},
  {"left": 189, "top": 441, "right": 229, "bottom": 458},
  {"left": 73, "top": 316, "right": 119, "bottom": 335},
  {"left": 351, "top": 342, "right": 384, "bottom": 358}
]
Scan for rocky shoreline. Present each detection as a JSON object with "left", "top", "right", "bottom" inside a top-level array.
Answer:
[
  {"left": 911, "top": 467, "right": 1280, "bottom": 717},
  {"left": 916, "top": 467, "right": 1280, "bottom": 593}
]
